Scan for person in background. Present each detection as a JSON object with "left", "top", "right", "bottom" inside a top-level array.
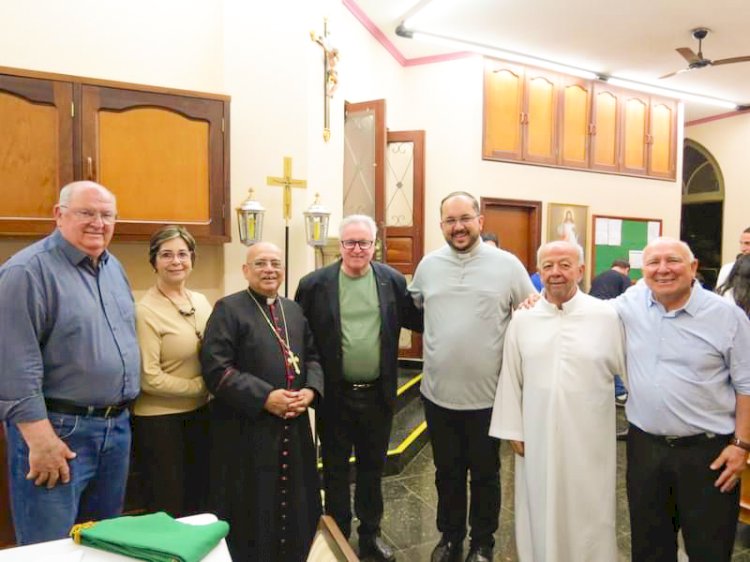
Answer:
[
  {"left": 0, "top": 181, "right": 139, "bottom": 544},
  {"left": 296, "top": 214, "right": 422, "bottom": 562},
  {"left": 589, "top": 259, "right": 632, "bottom": 405},
  {"left": 481, "top": 232, "right": 499, "bottom": 248},
  {"left": 201, "top": 242, "right": 324, "bottom": 562},
  {"left": 529, "top": 271, "right": 543, "bottom": 292},
  {"left": 717, "top": 253, "right": 750, "bottom": 317},
  {"left": 409, "top": 191, "right": 536, "bottom": 562},
  {"left": 716, "top": 226, "right": 750, "bottom": 287},
  {"left": 132, "top": 225, "right": 212, "bottom": 517}
]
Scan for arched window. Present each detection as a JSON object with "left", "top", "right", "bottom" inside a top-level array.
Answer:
[
  {"left": 682, "top": 139, "right": 724, "bottom": 202},
  {"left": 681, "top": 139, "right": 724, "bottom": 288}
]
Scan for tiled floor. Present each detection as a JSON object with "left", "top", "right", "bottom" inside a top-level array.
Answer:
[{"left": 357, "top": 439, "right": 750, "bottom": 561}]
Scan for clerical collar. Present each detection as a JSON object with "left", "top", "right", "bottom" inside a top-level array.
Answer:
[
  {"left": 542, "top": 287, "right": 581, "bottom": 311},
  {"left": 246, "top": 287, "right": 278, "bottom": 306}
]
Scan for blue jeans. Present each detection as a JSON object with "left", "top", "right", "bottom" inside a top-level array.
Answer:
[
  {"left": 6, "top": 410, "right": 131, "bottom": 545},
  {"left": 614, "top": 375, "right": 627, "bottom": 397}
]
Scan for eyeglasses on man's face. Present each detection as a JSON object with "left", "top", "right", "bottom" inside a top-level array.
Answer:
[
  {"left": 157, "top": 251, "right": 192, "bottom": 262},
  {"left": 59, "top": 206, "right": 118, "bottom": 225},
  {"left": 441, "top": 215, "right": 479, "bottom": 228},
  {"left": 341, "top": 239, "right": 374, "bottom": 250},
  {"left": 249, "top": 259, "right": 284, "bottom": 270}
]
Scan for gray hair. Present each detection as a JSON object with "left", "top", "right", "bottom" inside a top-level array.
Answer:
[
  {"left": 537, "top": 240, "right": 585, "bottom": 266},
  {"left": 643, "top": 237, "right": 695, "bottom": 262},
  {"left": 58, "top": 181, "right": 117, "bottom": 207},
  {"left": 339, "top": 214, "right": 377, "bottom": 239}
]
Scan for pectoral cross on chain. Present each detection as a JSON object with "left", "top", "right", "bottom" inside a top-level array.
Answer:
[
  {"left": 287, "top": 351, "right": 301, "bottom": 375},
  {"left": 266, "top": 156, "right": 307, "bottom": 223}
]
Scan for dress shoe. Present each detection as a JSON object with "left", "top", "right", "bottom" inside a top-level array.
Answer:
[
  {"left": 431, "top": 537, "right": 463, "bottom": 562},
  {"left": 465, "top": 544, "right": 493, "bottom": 562},
  {"left": 359, "top": 535, "right": 396, "bottom": 562}
]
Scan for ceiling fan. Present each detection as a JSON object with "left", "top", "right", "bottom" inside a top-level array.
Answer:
[{"left": 660, "top": 27, "right": 750, "bottom": 79}]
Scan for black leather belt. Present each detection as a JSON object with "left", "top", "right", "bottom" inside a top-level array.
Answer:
[
  {"left": 45, "top": 398, "right": 129, "bottom": 418},
  {"left": 342, "top": 382, "right": 377, "bottom": 390},
  {"left": 632, "top": 424, "right": 729, "bottom": 447}
]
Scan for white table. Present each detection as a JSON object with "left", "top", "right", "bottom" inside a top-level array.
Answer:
[{"left": 0, "top": 514, "right": 232, "bottom": 562}]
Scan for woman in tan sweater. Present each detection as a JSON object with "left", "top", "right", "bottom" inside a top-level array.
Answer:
[{"left": 133, "top": 225, "right": 212, "bottom": 517}]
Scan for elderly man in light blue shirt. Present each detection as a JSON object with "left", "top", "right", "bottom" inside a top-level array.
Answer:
[
  {"left": 0, "top": 182, "right": 140, "bottom": 545},
  {"left": 614, "top": 237, "right": 750, "bottom": 562}
]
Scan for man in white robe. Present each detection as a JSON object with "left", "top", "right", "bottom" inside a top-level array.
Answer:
[{"left": 489, "top": 241, "right": 626, "bottom": 562}]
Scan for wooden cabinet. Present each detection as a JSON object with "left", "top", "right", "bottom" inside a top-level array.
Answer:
[
  {"left": 0, "top": 68, "right": 230, "bottom": 241},
  {"left": 483, "top": 62, "right": 558, "bottom": 164},
  {"left": 0, "top": 73, "right": 74, "bottom": 236},
  {"left": 524, "top": 69, "right": 558, "bottom": 164},
  {"left": 559, "top": 77, "right": 591, "bottom": 169},
  {"left": 483, "top": 58, "right": 677, "bottom": 180},
  {"left": 483, "top": 62, "right": 524, "bottom": 160},
  {"left": 621, "top": 91, "right": 649, "bottom": 176},
  {"left": 590, "top": 82, "right": 621, "bottom": 173},
  {"left": 648, "top": 96, "right": 677, "bottom": 179}
]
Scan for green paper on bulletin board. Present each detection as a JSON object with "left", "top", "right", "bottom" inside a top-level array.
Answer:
[{"left": 592, "top": 216, "right": 662, "bottom": 282}]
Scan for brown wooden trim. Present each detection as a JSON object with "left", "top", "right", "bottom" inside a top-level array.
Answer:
[
  {"left": 480, "top": 197, "right": 542, "bottom": 271},
  {"left": 222, "top": 100, "right": 231, "bottom": 239},
  {"left": 481, "top": 153, "right": 676, "bottom": 182},
  {"left": 0, "top": 65, "right": 230, "bottom": 101}
]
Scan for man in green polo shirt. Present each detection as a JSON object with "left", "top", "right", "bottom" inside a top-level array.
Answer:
[{"left": 296, "top": 215, "right": 422, "bottom": 561}]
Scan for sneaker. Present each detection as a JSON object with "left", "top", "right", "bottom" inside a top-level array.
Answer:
[{"left": 615, "top": 392, "right": 628, "bottom": 406}]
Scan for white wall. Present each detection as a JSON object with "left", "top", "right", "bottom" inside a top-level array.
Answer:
[
  {"left": 685, "top": 113, "right": 750, "bottom": 264},
  {"left": 0, "top": 0, "right": 685, "bottom": 299}
]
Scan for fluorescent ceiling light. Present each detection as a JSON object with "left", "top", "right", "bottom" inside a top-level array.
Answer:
[
  {"left": 408, "top": 29, "right": 598, "bottom": 80},
  {"left": 397, "top": 18, "right": 740, "bottom": 110},
  {"left": 606, "top": 78, "right": 737, "bottom": 109}
]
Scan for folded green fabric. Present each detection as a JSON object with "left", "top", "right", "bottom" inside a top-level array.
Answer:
[{"left": 71, "top": 512, "right": 230, "bottom": 562}]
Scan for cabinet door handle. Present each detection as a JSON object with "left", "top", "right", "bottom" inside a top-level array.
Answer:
[{"left": 87, "top": 157, "right": 95, "bottom": 180}]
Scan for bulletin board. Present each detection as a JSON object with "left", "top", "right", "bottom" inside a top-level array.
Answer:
[{"left": 591, "top": 215, "right": 663, "bottom": 282}]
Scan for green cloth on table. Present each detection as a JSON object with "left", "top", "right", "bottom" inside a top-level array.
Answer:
[{"left": 75, "top": 512, "right": 229, "bottom": 562}]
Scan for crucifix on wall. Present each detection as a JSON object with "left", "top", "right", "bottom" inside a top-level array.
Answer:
[
  {"left": 311, "top": 18, "right": 339, "bottom": 142},
  {"left": 267, "top": 156, "right": 307, "bottom": 296}
]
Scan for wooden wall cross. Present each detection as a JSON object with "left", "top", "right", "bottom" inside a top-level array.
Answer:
[
  {"left": 311, "top": 18, "right": 339, "bottom": 142},
  {"left": 266, "top": 156, "right": 307, "bottom": 223}
]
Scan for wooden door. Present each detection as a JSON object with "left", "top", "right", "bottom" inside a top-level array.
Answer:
[
  {"left": 590, "top": 82, "right": 621, "bottom": 173},
  {"left": 343, "top": 99, "right": 386, "bottom": 246},
  {"left": 523, "top": 69, "right": 558, "bottom": 164},
  {"left": 480, "top": 198, "right": 542, "bottom": 273},
  {"left": 80, "top": 85, "right": 228, "bottom": 241},
  {"left": 343, "top": 100, "right": 386, "bottom": 222},
  {"left": 621, "top": 92, "right": 649, "bottom": 176},
  {"left": 559, "top": 77, "right": 591, "bottom": 169},
  {"left": 483, "top": 61, "right": 524, "bottom": 160},
  {"left": 0, "top": 73, "right": 74, "bottom": 236},
  {"left": 648, "top": 97, "right": 677, "bottom": 179},
  {"left": 385, "top": 130, "right": 425, "bottom": 358}
]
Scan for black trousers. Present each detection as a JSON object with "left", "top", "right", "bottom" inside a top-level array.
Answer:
[
  {"left": 627, "top": 424, "right": 739, "bottom": 562},
  {"left": 320, "top": 385, "right": 393, "bottom": 539},
  {"left": 422, "top": 395, "right": 500, "bottom": 547},
  {"left": 132, "top": 405, "right": 210, "bottom": 518}
]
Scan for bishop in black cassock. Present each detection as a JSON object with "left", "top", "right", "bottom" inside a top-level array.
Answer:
[{"left": 201, "top": 242, "right": 324, "bottom": 562}]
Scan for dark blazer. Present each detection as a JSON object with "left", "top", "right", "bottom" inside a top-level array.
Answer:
[{"left": 295, "top": 260, "right": 422, "bottom": 412}]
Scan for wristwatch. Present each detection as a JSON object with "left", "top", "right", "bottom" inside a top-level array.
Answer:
[{"left": 729, "top": 436, "right": 750, "bottom": 452}]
